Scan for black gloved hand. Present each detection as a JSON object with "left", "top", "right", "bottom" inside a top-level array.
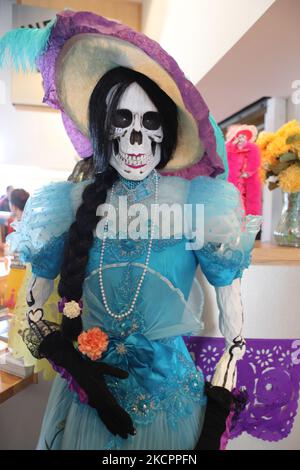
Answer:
[
  {"left": 194, "top": 382, "right": 233, "bottom": 450},
  {"left": 39, "top": 331, "right": 135, "bottom": 439}
]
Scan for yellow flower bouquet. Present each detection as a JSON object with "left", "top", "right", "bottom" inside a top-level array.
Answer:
[
  {"left": 257, "top": 120, "right": 300, "bottom": 192},
  {"left": 258, "top": 120, "right": 300, "bottom": 246}
]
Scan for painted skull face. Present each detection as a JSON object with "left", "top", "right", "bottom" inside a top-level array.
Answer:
[{"left": 109, "top": 82, "right": 163, "bottom": 180}]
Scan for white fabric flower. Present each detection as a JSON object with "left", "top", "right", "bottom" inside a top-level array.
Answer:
[{"left": 63, "top": 300, "right": 82, "bottom": 319}]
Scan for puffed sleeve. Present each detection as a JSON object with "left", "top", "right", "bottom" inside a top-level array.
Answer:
[
  {"left": 7, "top": 179, "right": 90, "bottom": 279},
  {"left": 187, "top": 176, "right": 261, "bottom": 286}
]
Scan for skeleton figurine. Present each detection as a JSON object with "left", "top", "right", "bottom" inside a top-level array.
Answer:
[
  {"left": 21, "top": 77, "right": 248, "bottom": 450},
  {"left": 1, "top": 10, "right": 261, "bottom": 450}
]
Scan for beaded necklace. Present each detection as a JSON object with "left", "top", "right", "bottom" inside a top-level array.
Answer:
[{"left": 98, "top": 170, "right": 159, "bottom": 319}]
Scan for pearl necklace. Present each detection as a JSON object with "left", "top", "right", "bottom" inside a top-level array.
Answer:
[{"left": 98, "top": 170, "right": 159, "bottom": 320}]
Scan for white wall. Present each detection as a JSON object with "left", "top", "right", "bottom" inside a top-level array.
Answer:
[
  {"left": 142, "top": 0, "right": 275, "bottom": 84},
  {"left": 196, "top": 0, "right": 300, "bottom": 122},
  {"left": 0, "top": 0, "right": 76, "bottom": 194}
]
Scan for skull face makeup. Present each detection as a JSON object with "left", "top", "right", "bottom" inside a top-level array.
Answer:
[{"left": 109, "top": 82, "right": 163, "bottom": 181}]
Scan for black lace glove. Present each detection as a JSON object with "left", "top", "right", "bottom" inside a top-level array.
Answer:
[{"left": 23, "top": 321, "right": 135, "bottom": 439}]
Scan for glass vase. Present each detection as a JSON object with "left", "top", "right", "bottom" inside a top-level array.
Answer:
[{"left": 274, "top": 192, "right": 300, "bottom": 247}]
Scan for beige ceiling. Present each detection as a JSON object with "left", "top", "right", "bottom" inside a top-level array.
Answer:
[
  {"left": 16, "top": 0, "right": 142, "bottom": 30},
  {"left": 197, "top": 0, "right": 300, "bottom": 122}
]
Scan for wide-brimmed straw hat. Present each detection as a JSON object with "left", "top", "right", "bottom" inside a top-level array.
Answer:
[
  {"left": 226, "top": 125, "right": 258, "bottom": 144},
  {"left": 0, "top": 10, "right": 225, "bottom": 177}
]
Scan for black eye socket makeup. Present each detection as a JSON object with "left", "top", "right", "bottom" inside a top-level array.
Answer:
[
  {"left": 142, "top": 111, "right": 161, "bottom": 130},
  {"left": 112, "top": 109, "right": 133, "bottom": 128},
  {"left": 112, "top": 109, "right": 161, "bottom": 130}
]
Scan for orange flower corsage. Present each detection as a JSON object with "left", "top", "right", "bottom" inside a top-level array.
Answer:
[{"left": 77, "top": 327, "right": 109, "bottom": 361}]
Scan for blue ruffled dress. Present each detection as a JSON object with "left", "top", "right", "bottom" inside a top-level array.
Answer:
[{"left": 8, "top": 173, "right": 260, "bottom": 450}]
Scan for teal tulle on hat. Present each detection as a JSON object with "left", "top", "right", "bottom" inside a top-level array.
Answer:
[{"left": 0, "top": 18, "right": 55, "bottom": 72}]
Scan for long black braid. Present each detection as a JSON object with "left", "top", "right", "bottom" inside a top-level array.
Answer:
[
  {"left": 58, "top": 67, "right": 178, "bottom": 340},
  {"left": 58, "top": 169, "right": 117, "bottom": 302},
  {"left": 58, "top": 169, "right": 117, "bottom": 339}
]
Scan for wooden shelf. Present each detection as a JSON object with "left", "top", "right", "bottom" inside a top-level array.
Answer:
[
  {"left": 252, "top": 241, "right": 300, "bottom": 265},
  {"left": 0, "top": 370, "right": 38, "bottom": 405}
]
